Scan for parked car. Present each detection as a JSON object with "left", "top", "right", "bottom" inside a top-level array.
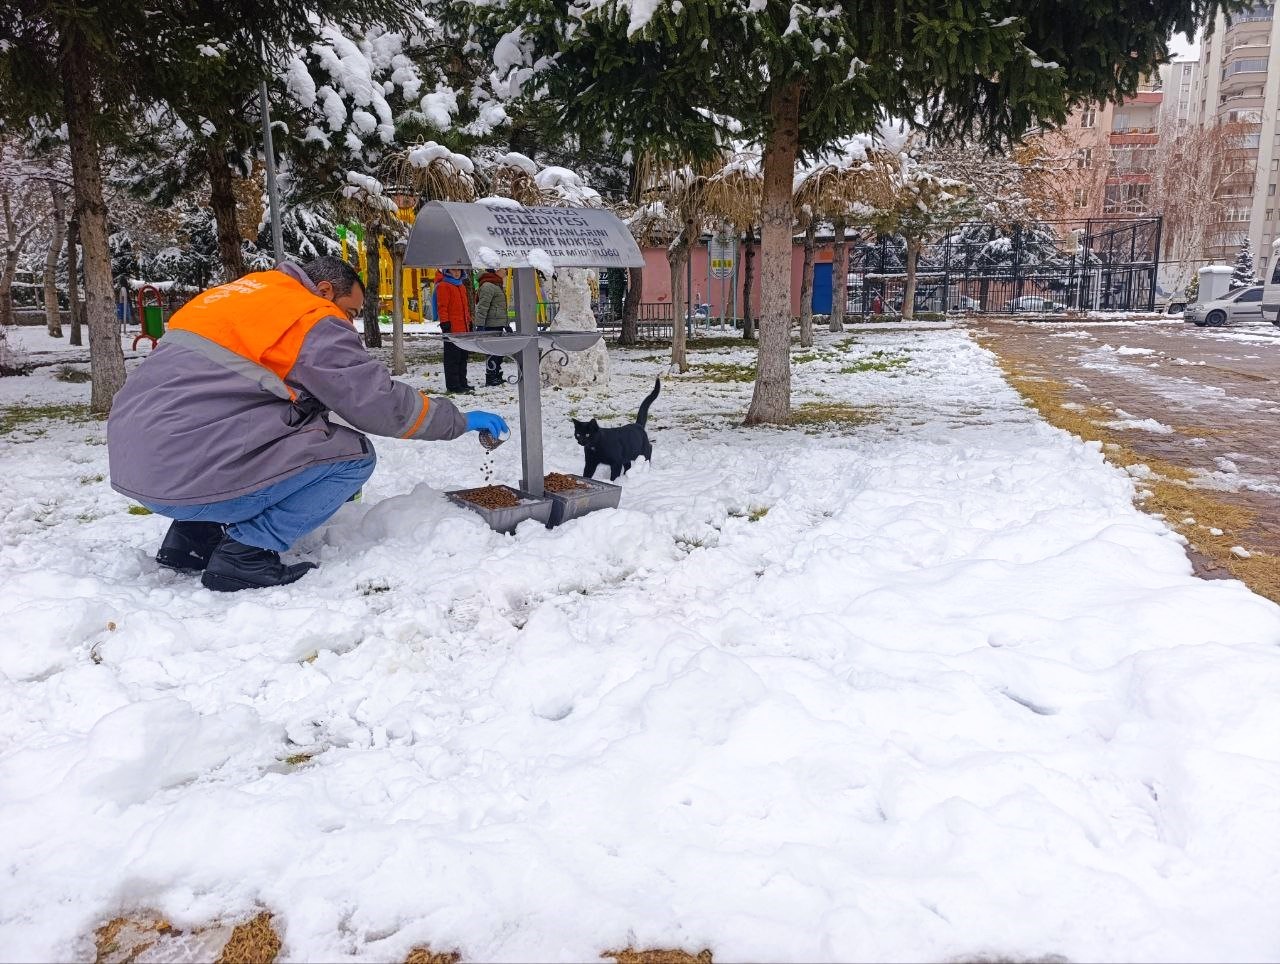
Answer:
[
  {"left": 1002, "top": 295, "right": 1066, "bottom": 313},
  {"left": 1183, "top": 285, "right": 1265, "bottom": 326},
  {"left": 949, "top": 296, "right": 982, "bottom": 313}
]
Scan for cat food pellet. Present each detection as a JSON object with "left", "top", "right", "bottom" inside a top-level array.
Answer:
[
  {"left": 455, "top": 485, "right": 520, "bottom": 509},
  {"left": 544, "top": 473, "right": 586, "bottom": 492}
]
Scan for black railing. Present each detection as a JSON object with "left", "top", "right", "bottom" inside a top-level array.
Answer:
[{"left": 848, "top": 218, "right": 1163, "bottom": 316}]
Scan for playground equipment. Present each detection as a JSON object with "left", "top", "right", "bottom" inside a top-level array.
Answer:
[
  {"left": 403, "top": 200, "right": 643, "bottom": 530},
  {"left": 133, "top": 285, "right": 166, "bottom": 350},
  {"left": 339, "top": 206, "right": 427, "bottom": 324}
]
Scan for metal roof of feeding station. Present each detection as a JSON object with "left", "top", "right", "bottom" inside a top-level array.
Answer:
[{"left": 403, "top": 200, "right": 645, "bottom": 270}]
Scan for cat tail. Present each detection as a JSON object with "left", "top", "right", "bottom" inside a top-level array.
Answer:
[{"left": 635, "top": 376, "right": 661, "bottom": 428}]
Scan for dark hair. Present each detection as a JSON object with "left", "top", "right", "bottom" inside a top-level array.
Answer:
[{"left": 302, "top": 256, "right": 363, "bottom": 297}]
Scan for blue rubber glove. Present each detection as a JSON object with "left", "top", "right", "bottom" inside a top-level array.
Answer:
[{"left": 465, "top": 410, "right": 509, "bottom": 437}]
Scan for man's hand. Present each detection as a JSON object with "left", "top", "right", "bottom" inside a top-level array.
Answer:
[{"left": 465, "top": 410, "right": 509, "bottom": 438}]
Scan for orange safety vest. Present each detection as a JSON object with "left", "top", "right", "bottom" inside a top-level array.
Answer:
[{"left": 167, "top": 271, "right": 340, "bottom": 391}]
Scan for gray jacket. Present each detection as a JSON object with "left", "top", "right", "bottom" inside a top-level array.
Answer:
[{"left": 108, "top": 263, "right": 468, "bottom": 505}]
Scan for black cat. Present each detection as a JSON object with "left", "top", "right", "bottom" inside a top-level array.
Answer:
[{"left": 573, "top": 377, "right": 661, "bottom": 481}]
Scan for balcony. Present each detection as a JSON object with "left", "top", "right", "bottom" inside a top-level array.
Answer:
[
  {"left": 1222, "top": 56, "right": 1269, "bottom": 84},
  {"left": 1227, "top": 4, "right": 1274, "bottom": 25},
  {"left": 1108, "top": 131, "right": 1158, "bottom": 145}
]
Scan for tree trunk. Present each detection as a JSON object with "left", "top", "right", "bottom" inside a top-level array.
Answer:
[
  {"left": 390, "top": 246, "right": 405, "bottom": 375},
  {"left": 798, "top": 217, "right": 817, "bottom": 348},
  {"left": 207, "top": 144, "right": 246, "bottom": 282},
  {"left": 621, "top": 264, "right": 642, "bottom": 345},
  {"left": 741, "top": 227, "right": 756, "bottom": 340},
  {"left": 745, "top": 81, "right": 803, "bottom": 426},
  {"left": 902, "top": 238, "right": 920, "bottom": 321},
  {"left": 667, "top": 228, "right": 689, "bottom": 373},
  {"left": 0, "top": 192, "right": 38, "bottom": 330},
  {"left": 62, "top": 33, "right": 125, "bottom": 413},
  {"left": 44, "top": 184, "right": 67, "bottom": 338},
  {"left": 829, "top": 216, "right": 847, "bottom": 332},
  {"left": 67, "top": 218, "right": 85, "bottom": 348},
  {"left": 362, "top": 223, "right": 383, "bottom": 348}
]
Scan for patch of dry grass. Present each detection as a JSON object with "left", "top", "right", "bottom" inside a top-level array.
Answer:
[
  {"left": 216, "top": 912, "right": 281, "bottom": 964},
  {"left": 94, "top": 914, "right": 175, "bottom": 963},
  {"left": 404, "top": 947, "right": 461, "bottom": 964},
  {"left": 789, "top": 401, "right": 878, "bottom": 428},
  {"left": 987, "top": 350, "right": 1280, "bottom": 603},
  {"left": 603, "top": 949, "right": 714, "bottom": 964}
]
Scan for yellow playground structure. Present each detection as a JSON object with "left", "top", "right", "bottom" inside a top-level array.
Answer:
[{"left": 337, "top": 210, "right": 555, "bottom": 327}]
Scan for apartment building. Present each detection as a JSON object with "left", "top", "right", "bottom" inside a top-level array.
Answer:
[
  {"left": 1051, "top": 79, "right": 1163, "bottom": 221},
  {"left": 1192, "top": 1, "right": 1280, "bottom": 271},
  {"left": 1160, "top": 59, "right": 1200, "bottom": 129}
]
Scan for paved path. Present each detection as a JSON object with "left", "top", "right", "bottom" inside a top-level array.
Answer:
[{"left": 971, "top": 315, "right": 1280, "bottom": 571}]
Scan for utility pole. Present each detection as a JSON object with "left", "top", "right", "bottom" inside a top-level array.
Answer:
[{"left": 259, "top": 39, "right": 284, "bottom": 264}]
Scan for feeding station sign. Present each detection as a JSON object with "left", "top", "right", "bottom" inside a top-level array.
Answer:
[{"left": 403, "top": 200, "right": 645, "bottom": 531}]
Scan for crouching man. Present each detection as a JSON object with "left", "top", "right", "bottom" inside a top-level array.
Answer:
[{"left": 107, "top": 257, "right": 508, "bottom": 592}]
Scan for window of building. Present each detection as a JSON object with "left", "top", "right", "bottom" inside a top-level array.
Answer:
[
  {"left": 1270, "top": 183, "right": 1276, "bottom": 196},
  {"left": 1076, "top": 148, "right": 1093, "bottom": 168},
  {"left": 1267, "top": 210, "right": 1274, "bottom": 220},
  {"left": 1073, "top": 188, "right": 1088, "bottom": 208},
  {"left": 1081, "top": 108, "right": 1096, "bottom": 128}
]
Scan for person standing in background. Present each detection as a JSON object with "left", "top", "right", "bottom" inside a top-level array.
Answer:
[
  {"left": 434, "top": 268, "right": 472, "bottom": 393},
  {"left": 474, "top": 269, "right": 509, "bottom": 386}
]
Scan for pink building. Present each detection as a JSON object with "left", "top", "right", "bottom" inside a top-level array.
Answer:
[{"left": 637, "top": 240, "right": 838, "bottom": 318}]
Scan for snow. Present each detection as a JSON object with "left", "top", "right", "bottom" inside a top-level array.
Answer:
[
  {"left": 526, "top": 247, "right": 555, "bottom": 277},
  {"left": 285, "top": 57, "right": 317, "bottom": 109},
  {"left": 534, "top": 166, "right": 601, "bottom": 206},
  {"left": 2, "top": 326, "right": 1280, "bottom": 962},
  {"left": 476, "top": 196, "right": 523, "bottom": 209},
  {"left": 419, "top": 85, "right": 459, "bottom": 130}
]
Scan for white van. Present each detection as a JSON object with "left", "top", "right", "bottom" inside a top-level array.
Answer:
[{"left": 1265, "top": 237, "right": 1280, "bottom": 326}]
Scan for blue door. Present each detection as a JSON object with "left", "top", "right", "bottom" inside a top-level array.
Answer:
[{"left": 812, "top": 263, "right": 833, "bottom": 314}]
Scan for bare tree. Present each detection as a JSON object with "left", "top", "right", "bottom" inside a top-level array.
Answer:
[
  {"left": 44, "top": 183, "right": 67, "bottom": 338},
  {"left": 0, "top": 197, "right": 41, "bottom": 329},
  {"left": 1149, "top": 122, "right": 1251, "bottom": 293},
  {"left": 0, "top": 148, "right": 44, "bottom": 329}
]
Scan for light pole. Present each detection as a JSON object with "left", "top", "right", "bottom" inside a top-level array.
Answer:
[{"left": 258, "top": 39, "right": 285, "bottom": 264}]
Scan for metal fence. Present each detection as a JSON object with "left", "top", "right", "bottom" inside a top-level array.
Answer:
[{"left": 849, "top": 218, "right": 1163, "bottom": 315}]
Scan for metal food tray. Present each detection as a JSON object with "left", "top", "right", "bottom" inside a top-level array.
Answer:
[
  {"left": 545, "top": 475, "right": 623, "bottom": 527},
  {"left": 443, "top": 332, "right": 535, "bottom": 355},
  {"left": 446, "top": 485, "right": 554, "bottom": 534}
]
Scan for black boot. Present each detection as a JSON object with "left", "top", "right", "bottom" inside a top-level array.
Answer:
[
  {"left": 156, "top": 521, "right": 227, "bottom": 572},
  {"left": 201, "top": 536, "right": 317, "bottom": 592}
]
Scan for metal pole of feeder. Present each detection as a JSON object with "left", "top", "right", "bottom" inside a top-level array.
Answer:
[
  {"left": 258, "top": 39, "right": 285, "bottom": 264},
  {"left": 514, "top": 267, "right": 545, "bottom": 497}
]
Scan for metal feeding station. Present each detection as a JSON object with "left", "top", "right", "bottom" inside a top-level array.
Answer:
[{"left": 403, "top": 200, "right": 645, "bottom": 532}]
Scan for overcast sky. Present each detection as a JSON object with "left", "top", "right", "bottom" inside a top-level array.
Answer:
[{"left": 1169, "top": 31, "right": 1199, "bottom": 60}]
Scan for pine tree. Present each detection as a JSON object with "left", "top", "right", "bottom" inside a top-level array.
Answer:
[
  {"left": 1231, "top": 239, "right": 1258, "bottom": 290},
  {"left": 489, "top": 0, "right": 1234, "bottom": 424},
  {"left": 0, "top": 0, "right": 415, "bottom": 411}
]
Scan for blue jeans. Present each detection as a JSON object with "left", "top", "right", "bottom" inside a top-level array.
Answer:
[{"left": 141, "top": 455, "right": 376, "bottom": 552}]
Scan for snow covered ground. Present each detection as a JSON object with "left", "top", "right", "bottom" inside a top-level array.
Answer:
[{"left": 2, "top": 323, "right": 1279, "bottom": 963}]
